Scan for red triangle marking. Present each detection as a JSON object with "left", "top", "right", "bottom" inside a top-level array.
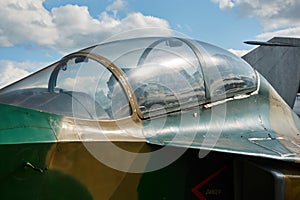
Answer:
[{"left": 192, "top": 166, "right": 227, "bottom": 200}]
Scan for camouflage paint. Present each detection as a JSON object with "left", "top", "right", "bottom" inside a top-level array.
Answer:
[
  {"left": 0, "top": 76, "right": 299, "bottom": 199},
  {"left": 147, "top": 73, "right": 300, "bottom": 161},
  {"left": 0, "top": 103, "right": 234, "bottom": 199}
]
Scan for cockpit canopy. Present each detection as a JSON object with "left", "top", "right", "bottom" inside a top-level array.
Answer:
[{"left": 0, "top": 37, "right": 257, "bottom": 119}]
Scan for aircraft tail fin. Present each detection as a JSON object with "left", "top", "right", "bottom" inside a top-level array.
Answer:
[{"left": 242, "top": 37, "right": 300, "bottom": 107}]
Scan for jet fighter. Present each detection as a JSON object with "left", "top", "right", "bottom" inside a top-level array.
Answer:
[{"left": 0, "top": 37, "right": 299, "bottom": 200}]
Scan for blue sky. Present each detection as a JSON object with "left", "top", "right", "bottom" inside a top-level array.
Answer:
[{"left": 0, "top": 0, "right": 299, "bottom": 87}]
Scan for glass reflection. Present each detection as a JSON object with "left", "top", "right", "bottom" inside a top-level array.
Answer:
[
  {"left": 196, "top": 41, "right": 257, "bottom": 99},
  {"left": 0, "top": 37, "right": 258, "bottom": 119}
]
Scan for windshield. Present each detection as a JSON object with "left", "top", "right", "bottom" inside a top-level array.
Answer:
[
  {"left": 195, "top": 41, "right": 257, "bottom": 99},
  {"left": 0, "top": 37, "right": 257, "bottom": 119},
  {"left": 86, "top": 37, "right": 206, "bottom": 117}
]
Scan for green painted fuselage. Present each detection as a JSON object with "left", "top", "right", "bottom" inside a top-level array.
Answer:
[{"left": 0, "top": 74, "right": 300, "bottom": 199}]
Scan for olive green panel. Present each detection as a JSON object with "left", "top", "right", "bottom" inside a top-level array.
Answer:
[
  {"left": 0, "top": 104, "right": 58, "bottom": 144},
  {"left": 0, "top": 143, "right": 88, "bottom": 200},
  {"left": 145, "top": 74, "right": 300, "bottom": 161},
  {"left": 285, "top": 175, "right": 300, "bottom": 199},
  {"left": 0, "top": 104, "right": 93, "bottom": 199},
  {"left": 47, "top": 141, "right": 150, "bottom": 200}
]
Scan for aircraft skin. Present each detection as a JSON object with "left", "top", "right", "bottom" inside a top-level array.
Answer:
[
  {"left": 243, "top": 37, "right": 300, "bottom": 109},
  {"left": 0, "top": 37, "right": 299, "bottom": 199}
]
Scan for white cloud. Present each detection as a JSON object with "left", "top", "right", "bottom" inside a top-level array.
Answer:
[
  {"left": 0, "top": 0, "right": 58, "bottom": 47},
  {"left": 228, "top": 49, "right": 250, "bottom": 57},
  {"left": 106, "top": 0, "right": 126, "bottom": 16},
  {"left": 211, "top": 0, "right": 300, "bottom": 40},
  {"left": 257, "top": 27, "right": 300, "bottom": 39},
  {"left": 0, "top": 0, "right": 171, "bottom": 53},
  {"left": 234, "top": 0, "right": 299, "bottom": 30},
  {"left": 211, "top": 0, "right": 235, "bottom": 10},
  {"left": 0, "top": 0, "right": 172, "bottom": 87},
  {"left": 52, "top": 7, "right": 171, "bottom": 53},
  {"left": 0, "top": 60, "right": 49, "bottom": 88},
  {"left": 107, "top": 0, "right": 126, "bottom": 11}
]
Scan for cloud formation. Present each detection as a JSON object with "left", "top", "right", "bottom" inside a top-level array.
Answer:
[
  {"left": 228, "top": 49, "right": 250, "bottom": 57},
  {"left": 106, "top": 0, "right": 126, "bottom": 16},
  {"left": 212, "top": 0, "right": 300, "bottom": 39},
  {"left": 0, "top": 0, "right": 171, "bottom": 53},
  {"left": 211, "top": 0, "right": 235, "bottom": 10},
  {"left": 0, "top": 0, "right": 171, "bottom": 87},
  {"left": 0, "top": 0, "right": 58, "bottom": 47},
  {"left": 0, "top": 60, "right": 49, "bottom": 88}
]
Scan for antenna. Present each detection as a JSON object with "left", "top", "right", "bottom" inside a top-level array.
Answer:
[{"left": 244, "top": 41, "right": 300, "bottom": 47}]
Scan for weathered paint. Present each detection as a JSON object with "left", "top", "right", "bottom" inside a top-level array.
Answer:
[
  {"left": 242, "top": 37, "right": 300, "bottom": 108},
  {"left": 0, "top": 104, "right": 58, "bottom": 144},
  {"left": 47, "top": 142, "right": 149, "bottom": 200},
  {"left": 146, "top": 74, "right": 300, "bottom": 162},
  {"left": 0, "top": 71, "right": 300, "bottom": 199},
  {"left": 0, "top": 36, "right": 300, "bottom": 199},
  {"left": 0, "top": 103, "right": 235, "bottom": 199}
]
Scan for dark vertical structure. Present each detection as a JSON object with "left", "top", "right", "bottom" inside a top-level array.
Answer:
[{"left": 242, "top": 37, "right": 300, "bottom": 108}]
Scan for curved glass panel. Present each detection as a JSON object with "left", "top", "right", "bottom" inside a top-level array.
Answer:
[
  {"left": 0, "top": 63, "right": 56, "bottom": 93},
  {"left": 50, "top": 56, "right": 131, "bottom": 119},
  {"left": 0, "top": 37, "right": 257, "bottom": 119},
  {"left": 87, "top": 37, "right": 205, "bottom": 117},
  {"left": 194, "top": 41, "right": 257, "bottom": 99},
  {"left": 0, "top": 56, "right": 130, "bottom": 120}
]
